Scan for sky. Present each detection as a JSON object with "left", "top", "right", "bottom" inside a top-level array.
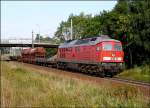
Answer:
[{"left": 1, "top": 1, "right": 117, "bottom": 39}]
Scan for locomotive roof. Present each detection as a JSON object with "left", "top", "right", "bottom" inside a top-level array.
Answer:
[{"left": 59, "top": 35, "right": 120, "bottom": 48}]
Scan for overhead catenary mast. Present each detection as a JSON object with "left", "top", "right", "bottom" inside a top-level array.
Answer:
[{"left": 32, "top": 30, "right": 34, "bottom": 48}]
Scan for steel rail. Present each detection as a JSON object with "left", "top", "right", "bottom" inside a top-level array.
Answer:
[
  {"left": 109, "top": 77, "right": 150, "bottom": 87},
  {"left": 5, "top": 60, "right": 150, "bottom": 88}
]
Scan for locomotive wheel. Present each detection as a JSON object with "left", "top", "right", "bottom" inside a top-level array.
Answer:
[
  {"left": 104, "top": 71, "right": 109, "bottom": 77},
  {"left": 57, "top": 62, "right": 65, "bottom": 69},
  {"left": 104, "top": 71, "right": 113, "bottom": 77},
  {"left": 86, "top": 65, "right": 90, "bottom": 74},
  {"left": 100, "top": 71, "right": 105, "bottom": 78},
  {"left": 62, "top": 64, "right": 67, "bottom": 70},
  {"left": 56, "top": 63, "right": 61, "bottom": 69},
  {"left": 52, "top": 64, "right": 57, "bottom": 68},
  {"left": 80, "top": 65, "right": 86, "bottom": 73},
  {"left": 109, "top": 72, "right": 113, "bottom": 78},
  {"left": 45, "top": 64, "right": 48, "bottom": 67},
  {"left": 91, "top": 65, "right": 97, "bottom": 75}
]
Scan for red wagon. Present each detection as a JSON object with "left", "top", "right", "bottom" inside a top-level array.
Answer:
[{"left": 21, "top": 47, "right": 46, "bottom": 64}]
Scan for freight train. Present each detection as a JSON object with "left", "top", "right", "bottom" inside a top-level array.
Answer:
[{"left": 18, "top": 35, "right": 124, "bottom": 77}]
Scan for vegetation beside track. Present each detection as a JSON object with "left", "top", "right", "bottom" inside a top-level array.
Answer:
[
  {"left": 1, "top": 61, "right": 150, "bottom": 107},
  {"left": 117, "top": 64, "right": 150, "bottom": 83}
]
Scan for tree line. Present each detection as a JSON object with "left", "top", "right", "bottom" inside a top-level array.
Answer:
[{"left": 54, "top": 0, "right": 150, "bottom": 67}]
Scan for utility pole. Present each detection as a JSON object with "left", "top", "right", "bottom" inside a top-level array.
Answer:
[
  {"left": 71, "top": 19, "right": 73, "bottom": 40},
  {"left": 32, "top": 30, "right": 34, "bottom": 48}
]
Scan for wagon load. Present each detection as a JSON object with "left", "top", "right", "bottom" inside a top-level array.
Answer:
[
  {"left": 30, "top": 47, "right": 46, "bottom": 57},
  {"left": 33, "top": 47, "right": 46, "bottom": 65},
  {"left": 21, "top": 47, "right": 46, "bottom": 63},
  {"left": 35, "top": 47, "right": 46, "bottom": 57},
  {"left": 21, "top": 48, "right": 31, "bottom": 62},
  {"left": 22, "top": 48, "right": 31, "bottom": 55}
]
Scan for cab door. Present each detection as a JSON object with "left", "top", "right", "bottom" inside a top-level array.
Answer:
[{"left": 95, "top": 43, "right": 102, "bottom": 62}]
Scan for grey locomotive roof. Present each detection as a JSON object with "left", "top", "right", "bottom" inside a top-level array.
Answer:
[{"left": 59, "top": 35, "right": 120, "bottom": 48}]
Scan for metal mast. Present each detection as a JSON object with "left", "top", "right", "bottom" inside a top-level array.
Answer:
[{"left": 32, "top": 30, "right": 34, "bottom": 48}]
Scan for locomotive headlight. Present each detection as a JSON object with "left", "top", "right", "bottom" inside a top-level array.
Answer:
[
  {"left": 103, "top": 57, "right": 111, "bottom": 60},
  {"left": 117, "top": 57, "right": 122, "bottom": 60}
]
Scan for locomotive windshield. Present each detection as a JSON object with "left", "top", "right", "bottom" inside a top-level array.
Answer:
[
  {"left": 103, "top": 44, "right": 112, "bottom": 50},
  {"left": 114, "top": 44, "right": 122, "bottom": 51}
]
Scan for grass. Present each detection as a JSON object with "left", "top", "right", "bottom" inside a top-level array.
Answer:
[
  {"left": 117, "top": 64, "right": 150, "bottom": 82},
  {"left": 1, "top": 61, "right": 150, "bottom": 107}
]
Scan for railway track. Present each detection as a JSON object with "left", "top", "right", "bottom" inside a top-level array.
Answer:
[
  {"left": 108, "top": 77, "right": 150, "bottom": 87},
  {"left": 7, "top": 61, "right": 150, "bottom": 89},
  {"left": 4, "top": 61, "right": 150, "bottom": 96},
  {"left": 35, "top": 63, "right": 150, "bottom": 88}
]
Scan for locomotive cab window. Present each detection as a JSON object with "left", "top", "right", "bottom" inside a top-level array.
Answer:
[
  {"left": 75, "top": 47, "right": 80, "bottom": 52},
  {"left": 96, "top": 46, "right": 100, "bottom": 51},
  {"left": 91, "top": 37, "right": 97, "bottom": 41},
  {"left": 114, "top": 44, "right": 122, "bottom": 51},
  {"left": 66, "top": 47, "right": 72, "bottom": 52},
  {"left": 103, "top": 43, "right": 112, "bottom": 50}
]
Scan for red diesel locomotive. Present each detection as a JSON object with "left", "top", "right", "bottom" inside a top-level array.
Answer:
[{"left": 57, "top": 35, "right": 124, "bottom": 77}]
